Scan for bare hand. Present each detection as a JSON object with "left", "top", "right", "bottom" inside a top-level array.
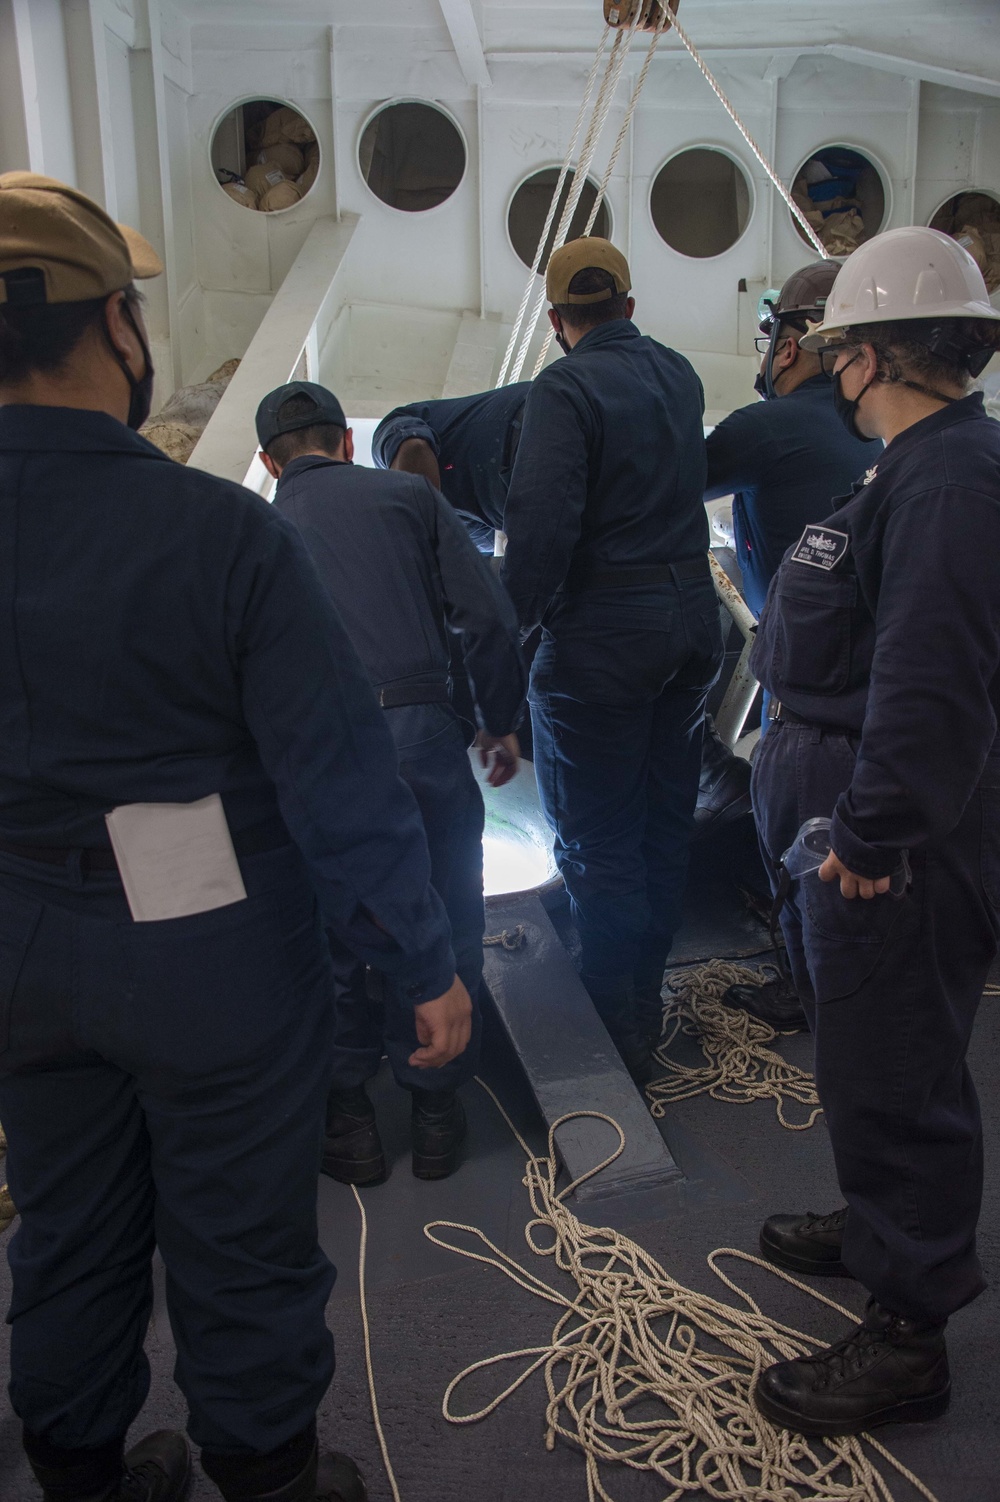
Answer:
[
  {"left": 476, "top": 731, "right": 520, "bottom": 788},
  {"left": 409, "top": 976, "right": 473, "bottom": 1068},
  {"left": 391, "top": 437, "right": 442, "bottom": 490},
  {"left": 818, "top": 850, "right": 892, "bottom": 900}
]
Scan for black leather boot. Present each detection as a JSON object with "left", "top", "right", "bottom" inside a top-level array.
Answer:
[
  {"left": 633, "top": 989, "right": 665, "bottom": 1052},
  {"left": 411, "top": 1089, "right": 467, "bottom": 1179},
  {"left": 203, "top": 1440, "right": 366, "bottom": 1502},
  {"left": 759, "top": 1207, "right": 851, "bottom": 1277},
  {"left": 754, "top": 1298, "right": 950, "bottom": 1436},
  {"left": 321, "top": 1085, "right": 387, "bottom": 1186},
  {"left": 30, "top": 1430, "right": 191, "bottom": 1502},
  {"left": 582, "top": 974, "right": 655, "bottom": 1085},
  {"left": 722, "top": 974, "right": 806, "bottom": 1030},
  {"left": 693, "top": 716, "right": 752, "bottom": 836},
  {"left": 633, "top": 945, "right": 669, "bottom": 1050}
]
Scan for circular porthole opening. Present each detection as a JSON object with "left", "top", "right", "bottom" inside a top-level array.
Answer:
[
  {"left": 790, "top": 145, "right": 885, "bottom": 256},
  {"left": 211, "top": 100, "right": 320, "bottom": 214},
  {"left": 929, "top": 191, "right": 1000, "bottom": 294},
  {"left": 507, "top": 168, "right": 611, "bottom": 272},
  {"left": 358, "top": 101, "right": 466, "bottom": 212},
  {"left": 650, "top": 148, "right": 751, "bottom": 259}
]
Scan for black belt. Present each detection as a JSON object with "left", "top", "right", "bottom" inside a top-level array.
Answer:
[
  {"left": 768, "top": 702, "right": 859, "bottom": 734},
  {"left": 0, "top": 812, "right": 290, "bottom": 874},
  {"left": 767, "top": 703, "right": 811, "bottom": 726},
  {"left": 563, "top": 557, "right": 710, "bottom": 592},
  {"left": 377, "top": 681, "right": 451, "bottom": 709}
]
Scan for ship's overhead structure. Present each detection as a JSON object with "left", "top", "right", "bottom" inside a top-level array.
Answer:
[{"left": 0, "top": 0, "right": 997, "bottom": 473}]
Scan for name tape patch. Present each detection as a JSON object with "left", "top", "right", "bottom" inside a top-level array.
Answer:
[{"left": 790, "top": 525, "right": 849, "bottom": 572}]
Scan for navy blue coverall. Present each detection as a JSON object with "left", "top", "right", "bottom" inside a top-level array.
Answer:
[
  {"left": 750, "top": 393, "right": 1000, "bottom": 1324},
  {"left": 372, "top": 385, "right": 530, "bottom": 552},
  {"left": 273, "top": 455, "right": 525, "bottom": 1093},
  {"left": 704, "top": 374, "right": 879, "bottom": 617},
  {"left": 0, "top": 409, "right": 456, "bottom": 1458},
  {"left": 501, "top": 320, "right": 724, "bottom": 996}
]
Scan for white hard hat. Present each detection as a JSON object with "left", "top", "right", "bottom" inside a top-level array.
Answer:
[{"left": 800, "top": 225, "right": 1000, "bottom": 350}]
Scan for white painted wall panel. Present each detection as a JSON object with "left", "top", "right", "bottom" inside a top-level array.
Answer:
[{"left": 0, "top": 0, "right": 30, "bottom": 173}]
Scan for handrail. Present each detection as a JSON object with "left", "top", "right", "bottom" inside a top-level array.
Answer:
[
  {"left": 710, "top": 552, "right": 759, "bottom": 748},
  {"left": 189, "top": 213, "right": 360, "bottom": 492}
]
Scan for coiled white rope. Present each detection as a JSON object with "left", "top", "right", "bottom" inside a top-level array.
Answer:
[
  {"left": 647, "top": 960, "right": 823, "bottom": 1131},
  {"left": 425, "top": 1079, "right": 941, "bottom": 1502}
]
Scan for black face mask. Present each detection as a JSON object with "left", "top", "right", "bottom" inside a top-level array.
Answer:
[
  {"left": 106, "top": 300, "right": 155, "bottom": 430},
  {"left": 753, "top": 370, "right": 769, "bottom": 400},
  {"left": 554, "top": 329, "right": 571, "bottom": 356},
  {"left": 832, "top": 351, "right": 876, "bottom": 441}
]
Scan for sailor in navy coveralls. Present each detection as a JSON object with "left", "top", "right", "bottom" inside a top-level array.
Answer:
[
  {"left": 501, "top": 238, "right": 723, "bottom": 1082},
  {"left": 704, "top": 260, "right": 879, "bottom": 621},
  {"left": 371, "top": 383, "right": 529, "bottom": 553},
  {"left": 0, "top": 175, "right": 470, "bottom": 1502},
  {"left": 257, "top": 382, "right": 526, "bottom": 1187},
  {"left": 747, "top": 226, "right": 1000, "bottom": 1437}
]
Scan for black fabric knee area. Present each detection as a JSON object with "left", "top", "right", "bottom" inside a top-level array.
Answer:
[
  {"left": 22, "top": 1428, "right": 125, "bottom": 1498},
  {"left": 201, "top": 1419, "right": 316, "bottom": 1498}
]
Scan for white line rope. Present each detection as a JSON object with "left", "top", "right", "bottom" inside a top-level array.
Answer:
[
  {"left": 498, "top": 1, "right": 830, "bottom": 393},
  {"left": 666, "top": 12, "right": 830, "bottom": 260},
  {"left": 425, "top": 1078, "right": 941, "bottom": 1502},
  {"left": 496, "top": 27, "right": 612, "bottom": 387},
  {"left": 352, "top": 1184, "right": 403, "bottom": 1502},
  {"left": 506, "top": 14, "right": 642, "bottom": 384},
  {"left": 646, "top": 960, "right": 823, "bottom": 1131},
  {"left": 530, "top": 0, "right": 672, "bottom": 377}
]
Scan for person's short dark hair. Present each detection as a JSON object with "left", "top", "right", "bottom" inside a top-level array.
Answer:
[
  {"left": 846, "top": 317, "right": 998, "bottom": 390},
  {"left": 265, "top": 392, "right": 346, "bottom": 467},
  {"left": 0, "top": 284, "right": 139, "bottom": 386},
  {"left": 551, "top": 267, "right": 630, "bottom": 330}
]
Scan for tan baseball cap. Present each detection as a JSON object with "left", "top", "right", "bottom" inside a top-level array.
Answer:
[
  {"left": 545, "top": 236, "right": 631, "bottom": 305},
  {"left": 0, "top": 172, "right": 163, "bottom": 307}
]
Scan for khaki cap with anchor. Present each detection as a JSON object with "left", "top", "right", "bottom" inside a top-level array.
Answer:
[{"left": 0, "top": 172, "right": 162, "bottom": 306}]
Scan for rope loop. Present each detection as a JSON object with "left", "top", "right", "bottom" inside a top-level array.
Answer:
[
  {"left": 647, "top": 960, "right": 823, "bottom": 1131},
  {"left": 484, "top": 924, "right": 528, "bottom": 951}
]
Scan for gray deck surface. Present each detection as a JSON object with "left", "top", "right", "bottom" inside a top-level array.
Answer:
[{"left": 1, "top": 830, "right": 998, "bottom": 1502}]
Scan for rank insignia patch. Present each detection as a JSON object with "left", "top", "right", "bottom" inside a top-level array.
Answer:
[{"left": 790, "top": 525, "right": 850, "bottom": 571}]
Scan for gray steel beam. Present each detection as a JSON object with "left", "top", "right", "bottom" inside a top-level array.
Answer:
[{"left": 482, "top": 893, "right": 683, "bottom": 1202}]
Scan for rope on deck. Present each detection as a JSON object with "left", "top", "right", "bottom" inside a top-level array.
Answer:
[
  {"left": 0, "top": 1121, "right": 13, "bottom": 1235},
  {"left": 646, "top": 960, "right": 823, "bottom": 1131},
  {"left": 425, "top": 1078, "right": 941, "bottom": 1502},
  {"left": 353, "top": 1184, "right": 403, "bottom": 1502}
]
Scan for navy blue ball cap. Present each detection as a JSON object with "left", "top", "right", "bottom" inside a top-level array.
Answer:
[{"left": 255, "top": 380, "right": 347, "bottom": 450}]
